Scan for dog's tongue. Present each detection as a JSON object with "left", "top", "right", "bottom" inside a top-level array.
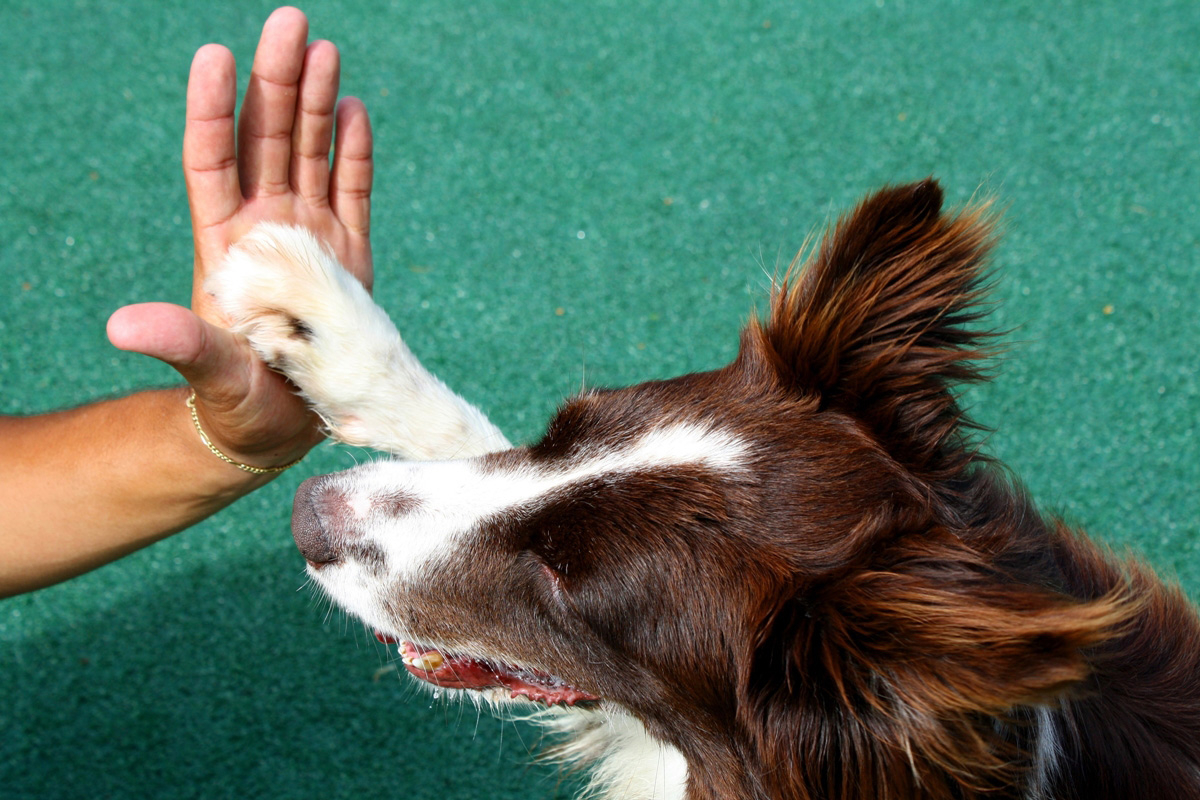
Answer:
[{"left": 381, "top": 637, "right": 598, "bottom": 707}]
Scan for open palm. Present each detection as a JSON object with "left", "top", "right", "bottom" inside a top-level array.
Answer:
[{"left": 108, "top": 7, "right": 373, "bottom": 470}]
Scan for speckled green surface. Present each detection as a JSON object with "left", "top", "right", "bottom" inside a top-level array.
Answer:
[{"left": 1, "top": 1, "right": 1197, "bottom": 797}]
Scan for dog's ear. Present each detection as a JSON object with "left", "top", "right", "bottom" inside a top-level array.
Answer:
[
  {"left": 740, "top": 530, "right": 1140, "bottom": 797},
  {"left": 740, "top": 179, "right": 998, "bottom": 482}
]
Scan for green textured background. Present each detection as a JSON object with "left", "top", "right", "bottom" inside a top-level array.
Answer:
[{"left": 2, "top": 1, "right": 1197, "bottom": 798}]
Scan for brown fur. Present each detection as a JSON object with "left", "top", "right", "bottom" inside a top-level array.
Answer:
[
  {"left": 538, "top": 180, "right": 1200, "bottom": 797},
  {"left": 719, "top": 180, "right": 1200, "bottom": 798}
]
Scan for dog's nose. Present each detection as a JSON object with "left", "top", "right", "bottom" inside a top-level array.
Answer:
[{"left": 292, "top": 475, "right": 341, "bottom": 566}]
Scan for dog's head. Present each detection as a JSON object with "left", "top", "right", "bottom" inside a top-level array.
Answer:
[{"left": 292, "top": 181, "right": 1132, "bottom": 795}]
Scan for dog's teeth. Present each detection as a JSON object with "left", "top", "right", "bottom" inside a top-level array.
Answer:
[{"left": 405, "top": 651, "right": 445, "bottom": 671}]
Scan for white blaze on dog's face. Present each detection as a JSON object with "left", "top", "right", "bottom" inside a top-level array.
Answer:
[{"left": 296, "top": 411, "right": 749, "bottom": 639}]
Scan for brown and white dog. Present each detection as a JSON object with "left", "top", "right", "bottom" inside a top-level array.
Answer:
[{"left": 210, "top": 180, "right": 1200, "bottom": 799}]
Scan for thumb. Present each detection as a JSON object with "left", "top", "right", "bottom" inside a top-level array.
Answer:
[
  {"left": 107, "top": 302, "right": 248, "bottom": 402},
  {"left": 108, "top": 302, "right": 319, "bottom": 465}
]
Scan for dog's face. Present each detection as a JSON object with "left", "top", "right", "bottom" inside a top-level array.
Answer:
[{"left": 292, "top": 361, "right": 907, "bottom": 732}]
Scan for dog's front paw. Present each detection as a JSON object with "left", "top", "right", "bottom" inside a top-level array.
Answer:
[
  {"left": 206, "top": 223, "right": 508, "bottom": 459},
  {"left": 206, "top": 224, "right": 366, "bottom": 376},
  {"left": 204, "top": 223, "right": 357, "bottom": 379},
  {"left": 205, "top": 224, "right": 397, "bottom": 445}
]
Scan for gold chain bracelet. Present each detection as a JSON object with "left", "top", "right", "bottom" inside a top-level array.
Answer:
[{"left": 186, "top": 391, "right": 302, "bottom": 475}]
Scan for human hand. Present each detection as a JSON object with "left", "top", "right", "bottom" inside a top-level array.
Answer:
[{"left": 108, "top": 7, "right": 373, "bottom": 471}]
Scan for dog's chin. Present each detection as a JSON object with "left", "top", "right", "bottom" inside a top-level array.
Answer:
[{"left": 373, "top": 631, "right": 602, "bottom": 708}]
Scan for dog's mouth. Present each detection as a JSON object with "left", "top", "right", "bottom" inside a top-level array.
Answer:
[{"left": 375, "top": 632, "right": 600, "bottom": 707}]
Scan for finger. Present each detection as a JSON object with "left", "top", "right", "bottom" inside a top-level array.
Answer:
[
  {"left": 330, "top": 96, "right": 373, "bottom": 237},
  {"left": 291, "top": 39, "right": 340, "bottom": 205},
  {"left": 238, "top": 6, "right": 309, "bottom": 199},
  {"left": 108, "top": 302, "right": 266, "bottom": 414},
  {"left": 183, "top": 44, "right": 240, "bottom": 243},
  {"left": 108, "top": 303, "right": 316, "bottom": 460},
  {"left": 107, "top": 303, "right": 245, "bottom": 394}
]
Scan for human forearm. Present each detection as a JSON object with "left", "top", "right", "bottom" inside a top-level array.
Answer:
[{"left": 0, "top": 388, "right": 277, "bottom": 597}]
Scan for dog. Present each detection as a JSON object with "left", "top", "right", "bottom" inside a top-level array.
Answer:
[{"left": 210, "top": 179, "right": 1200, "bottom": 799}]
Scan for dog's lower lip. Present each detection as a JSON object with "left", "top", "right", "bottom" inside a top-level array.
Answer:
[{"left": 398, "top": 641, "right": 601, "bottom": 707}]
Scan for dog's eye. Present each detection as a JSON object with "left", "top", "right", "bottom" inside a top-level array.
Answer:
[
  {"left": 539, "top": 562, "right": 568, "bottom": 605},
  {"left": 522, "top": 555, "right": 571, "bottom": 612},
  {"left": 527, "top": 524, "right": 579, "bottom": 575},
  {"left": 522, "top": 500, "right": 602, "bottom": 584},
  {"left": 517, "top": 526, "right": 571, "bottom": 599}
]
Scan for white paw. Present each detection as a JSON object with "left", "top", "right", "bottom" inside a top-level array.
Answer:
[
  {"left": 206, "top": 224, "right": 360, "bottom": 372},
  {"left": 206, "top": 223, "right": 509, "bottom": 459}
]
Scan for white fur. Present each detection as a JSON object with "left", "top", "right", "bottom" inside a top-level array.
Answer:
[
  {"left": 1026, "top": 706, "right": 1062, "bottom": 800},
  {"left": 542, "top": 708, "right": 689, "bottom": 800},
  {"left": 208, "top": 224, "right": 508, "bottom": 460},
  {"left": 308, "top": 420, "right": 748, "bottom": 632}
]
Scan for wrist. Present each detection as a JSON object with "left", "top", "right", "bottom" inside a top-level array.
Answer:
[
  {"left": 185, "top": 390, "right": 305, "bottom": 476},
  {"left": 174, "top": 387, "right": 318, "bottom": 501}
]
